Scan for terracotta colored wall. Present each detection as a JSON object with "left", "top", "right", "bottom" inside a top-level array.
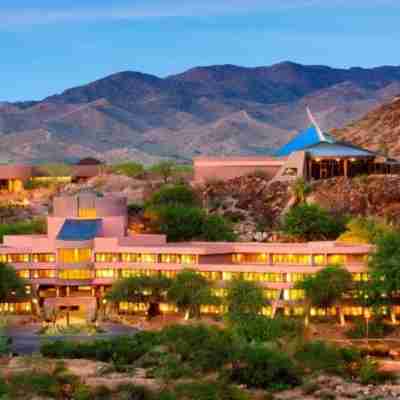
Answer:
[
  {"left": 199, "top": 254, "right": 233, "bottom": 264},
  {"left": 0, "top": 165, "right": 33, "bottom": 180}
]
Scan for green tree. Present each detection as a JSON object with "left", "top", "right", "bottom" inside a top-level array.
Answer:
[
  {"left": 281, "top": 204, "right": 346, "bottom": 241},
  {"left": 337, "top": 217, "right": 392, "bottom": 244},
  {"left": 225, "top": 279, "right": 268, "bottom": 321},
  {"left": 167, "top": 269, "right": 220, "bottom": 320},
  {"left": 368, "top": 231, "right": 400, "bottom": 323},
  {"left": 0, "top": 263, "right": 29, "bottom": 304},
  {"left": 150, "top": 161, "right": 177, "bottom": 184},
  {"left": 0, "top": 219, "right": 46, "bottom": 241},
  {"left": 106, "top": 275, "right": 172, "bottom": 319},
  {"left": 111, "top": 162, "right": 144, "bottom": 178},
  {"left": 147, "top": 185, "right": 198, "bottom": 208},
  {"left": 200, "top": 214, "right": 237, "bottom": 242},
  {"left": 295, "top": 265, "right": 353, "bottom": 326},
  {"left": 152, "top": 206, "right": 204, "bottom": 242},
  {"left": 291, "top": 177, "right": 312, "bottom": 204},
  {"left": 40, "top": 163, "right": 72, "bottom": 178}
]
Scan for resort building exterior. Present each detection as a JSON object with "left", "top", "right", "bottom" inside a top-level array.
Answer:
[
  {"left": 0, "top": 158, "right": 104, "bottom": 193},
  {"left": 0, "top": 193, "right": 374, "bottom": 320},
  {"left": 194, "top": 110, "right": 399, "bottom": 183}
]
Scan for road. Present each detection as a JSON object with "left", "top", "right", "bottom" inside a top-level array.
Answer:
[{"left": 6, "top": 323, "right": 138, "bottom": 355}]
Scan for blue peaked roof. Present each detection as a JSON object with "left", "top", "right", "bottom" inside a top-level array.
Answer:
[
  {"left": 57, "top": 219, "right": 101, "bottom": 241},
  {"left": 276, "top": 125, "right": 334, "bottom": 157},
  {"left": 276, "top": 124, "right": 374, "bottom": 158}
]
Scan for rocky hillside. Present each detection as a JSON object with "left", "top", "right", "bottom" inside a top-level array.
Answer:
[
  {"left": 1, "top": 62, "right": 400, "bottom": 163},
  {"left": 333, "top": 96, "right": 400, "bottom": 158}
]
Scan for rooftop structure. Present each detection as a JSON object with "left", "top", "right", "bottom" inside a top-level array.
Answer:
[
  {"left": 0, "top": 193, "right": 376, "bottom": 320},
  {"left": 194, "top": 109, "right": 399, "bottom": 183}
]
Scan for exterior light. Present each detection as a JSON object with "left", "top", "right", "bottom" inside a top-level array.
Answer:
[
  {"left": 315, "top": 158, "right": 321, "bottom": 162},
  {"left": 102, "top": 299, "right": 107, "bottom": 304},
  {"left": 32, "top": 299, "right": 38, "bottom": 304},
  {"left": 350, "top": 158, "right": 356, "bottom": 162}
]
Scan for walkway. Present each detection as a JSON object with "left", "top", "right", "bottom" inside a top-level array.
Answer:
[{"left": 6, "top": 323, "right": 138, "bottom": 355}]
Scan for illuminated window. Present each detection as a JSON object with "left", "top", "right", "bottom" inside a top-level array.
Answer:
[
  {"left": 313, "top": 255, "right": 326, "bottom": 266},
  {"left": 31, "top": 270, "right": 56, "bottom": 279},
  {"left": 264, "top": 289, "right": 280, "bottom": 300},
  {"left": 78, "top": 208, "right": 97, "bottom": 219},
  {"left": 233, "top": 253, "right": 268, "bottom": 264},
  {"left": 283, "top": 289, "right": 305, "bottom": 301},
  {"left": 160, "top": 270, "right": 177, "bottom": 279},
  {"left": 199, "top": 271, "right": 222, "bottom": 281},
  {"left": 121, "top": 269, "right": 156, "bottom": 278},
  {"left": 272, "top": 254, "right": 311, "bottom": 265},
  {"left": 352, "top": 272, "right": 370, "bottom": 282},
  {"left": 95, "top": 269, "right": 114, "bottom": 278},
  {"left": 222, "top": 272, "right": 240, "bottom": 281},
  {"left": 142, "top": 254, "right": 157, "bottom": 263},
  {"left": 121, "top": 253, "right": 157, "bottom": 263},
  {"left": 262, "top": 306, "right": 273, "bottom": 316},
  {"left": 181, "top": 255, "right": 197, "bottom": 264},
  {"left": 0, "top": 254, "right": 7, "bottom": 263},
  {"left": 7, "top": 254, "right": 30, "bottom": 263},
  {"left": 0, "top": 302, "right": 31, "bottom": 313},
  {"left": 200, "top": 305, "right": 226, "bottom": 314},
  {"left": 287, "top": 273, "right": 310, "bottom": 283},
  {"left": 160, "top": 303, "right": 179, "bottom": 313},
  {"left": 32, "top": 253, "right": 56, "bottom": 263},
  {"left": 327, "top": 254, "right": 346, "bottom": 265},
  {"left": 59, "top": 269, "right": 93, "bottom": 280},
  {"left": 119, "top": 302, "right": 148, "bottom": 313},
  {"left": 212, "top": 288, "right": 227, "bottom": 297},
  {"left": 17, "top": 270, "right": 30, "bottom": 279},
  {"left": 59, "top": 248, "right": 92, "bottom": 263},
  {"left": 96, "top": 253, "right": 120, "bottom": 262}
]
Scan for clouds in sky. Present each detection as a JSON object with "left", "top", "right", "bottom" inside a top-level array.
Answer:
[{"left": 1, "top": 0, "right": 398, "bottom": 26}]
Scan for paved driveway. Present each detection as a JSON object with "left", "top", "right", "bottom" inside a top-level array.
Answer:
[{"left": 6, "top": 323, "right": 138, "bottom": 355}]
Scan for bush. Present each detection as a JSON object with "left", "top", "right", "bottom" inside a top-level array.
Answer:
[
  {"left": 281, "top": 204, "right": 347, "bottom": 241},
  {"left": 345, "top": 318, "right": 394, "bottom": 339},
  {"left": 231, "top": 315, "right": 303, "bottom": 343},
  {"left": 358, "top": 358, "right": 394, "bottom": 385},
  {"left": 230, "top": 346, "right": 301, "bottom": 390},
  {"left": 0, "top": 219, "right": 46, "bottom": 241},
  {"left": 112, "top": 162, "right": 144, "bottom": 178},
  {"left": 41, "top": 331, "right": 160, "bottom": 363},
  {"left": 294, "top": 341, "right": 361, "bottom": 376},
  {"left": 116, "top": 383, "right": 154, "bottom": 400},
  {"left": 160, "top": 324, "right": 235, "bottom": 374},
  {"left": 200, "top": 214, "right": 236, "bottom": 242},
  {"left": 147, "top": 185, "right": 198, "bottom": 208}
]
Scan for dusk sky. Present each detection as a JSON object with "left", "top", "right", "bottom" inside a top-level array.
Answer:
[{"left": 2, "top": 0, "right": 400, "bottom": 101}]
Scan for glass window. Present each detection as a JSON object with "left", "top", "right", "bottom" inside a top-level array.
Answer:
[
  {"left": 327, "top": 254, "right": 346, "bottom": 265},
  {"left": 313, "top": 255, "right": 326, "bottom": 266},
  {"left": 199, "top": 271, "right": 221, "bottom": 281},
  {"left": 95, "top": 269, "right": 114, "bottom": 278},
  {"left": 78, "top": 208, "right": 97, "bottom": 219},
  {"left": 0, "top": 254, "right": 7, "bottom": 263},
  {"left": 7, "top": 254, "right": 30, "bottom": 263},
  {"left": 160, "top": 270, "right": 177, "bottom": 279},
  {"left": 121, "top": 269, "right": 156, "bottom": 278},
  {"left": 264, "top": 289, "right": 280, "bottom": 300},
  {"left": 283, "top": 289, "right": 305, "bottom": 301},
  {"left": 32, "top": 253, "right": 56, "bottom": 263},
  {"left": 272, "top": 254, "right": 311, "bottom": 265},
  {"left": 17, "top": 270, "right": 30, "bottom": 279},
  {"left": 59, "top": 269, "right": 93, "bottom": 280},
  {"left": 31, "top": 270, "right": 56, "bottom": 279},
  {"left": 222, "top": 272, "right": 240, "bottom": 281},
  {"left": 233, "top": 253, "right": 268, "bottom": 264},
  {"left": 96, "top": 253, "right": 120, "bottom": 262},
  {"left": 59, "top": 248, "right": 92, "bottom": 263},
  {"left": 161, "top": 254, "right": 180, "bottom": 263}
]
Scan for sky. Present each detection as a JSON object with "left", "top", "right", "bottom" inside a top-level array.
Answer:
[{"left": 1, "top": 0, "right": 400, "bottom": 101}]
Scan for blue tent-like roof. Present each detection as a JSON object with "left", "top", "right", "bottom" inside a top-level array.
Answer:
[
  {"left": 57, "top": 219, "right": 101, "bottom": 241},
  {"left": 276, "top": 125, "right": 336, "bottom": 157},
  {"left": 276, "top": 124, "right": 375, "bottom": 158}
]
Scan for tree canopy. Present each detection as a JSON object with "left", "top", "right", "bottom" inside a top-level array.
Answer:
[
  {"left": 147, "top": 185, "right": 198, "bottom": 208},
  {"left": 149, "top": 161, "right": 177, "bottom": 184},
  {"left": 337, "top": 217, "right": 392, "bottom": 244},
  {"left": 281, "top": 204, "right": 347, "bottom": 241},
  {"left": 0, "top": 263, "right": 28, "bottom": 303},
  {"left": 111, "top": 162, "right": 144, "bottom": 178},
  {"left": 167, "top": 269, "right": 220, "bottom": 319},
  {"left": 225, "top": 279, "right": 267, "bottom": 320}
]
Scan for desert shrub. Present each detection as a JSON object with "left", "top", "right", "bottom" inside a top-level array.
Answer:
[
  {"left": 128, "top": 203, "right": 144, "bottom": 215},
  {"left": 116, "top": 383, "right": 154, "bottom": 400},
  {"left": 160, "top": 324, "right": 235, "bottom": 374},
  {"left": 147, "top": 185, "right": 198, "bottom": 208},
  {"left": 230, "top": 346, "right": 301, "bottom": 390},
  {"left": 200, "top": 214, "right": 237, "bottom": 241},
  {"left": 358, "top": 358, "right": 395, "bottom": 385},
  {"left": 41, "top": 331, "right": 159, "bottom": 363},
  {"left": 302, "top": 381, "right": 321, "bottom": 395},
  {"left": 345, "top": 318, "right": 394, "bottom": 339},
  {"left": 294, "top": 341, "right": 361, "bottom": 376},
  {"left": 0, "top": 219, "right": 46, "bottom": 241},
  {"left": 230, "top": 315, "right": 303, "bottom": 343},
  {"left": 281, "top": 204, "right": 347, "bottom": 241},
  {"left": 112, "top": 162, "right": 145, "bottom": 178},
  {"left": 174, "top": 381, "right": 249, "bottom": 400}
]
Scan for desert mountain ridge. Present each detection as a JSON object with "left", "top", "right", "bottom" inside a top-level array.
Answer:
[{"left": 1, "top": 61, "right": 400, "bottom": 164}]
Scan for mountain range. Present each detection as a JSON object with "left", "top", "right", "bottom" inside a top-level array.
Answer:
[{"left": 1, "top": 61, "right": 400, "bottom": 164}]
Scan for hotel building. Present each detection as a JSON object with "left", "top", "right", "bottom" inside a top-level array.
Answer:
[{"left": 0, "top": 193, "right": 374, "bottom": 320}]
